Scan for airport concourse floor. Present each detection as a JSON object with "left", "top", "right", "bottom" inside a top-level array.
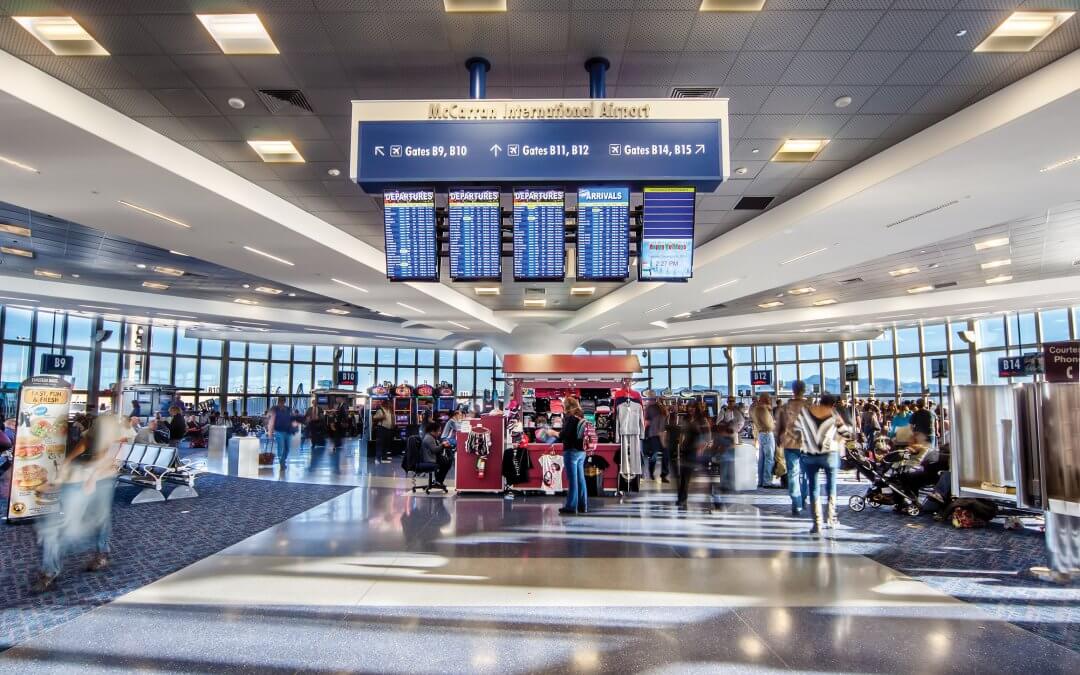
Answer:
[{"left": 1, "top": 444, "right": 1077, "bottom": 675}]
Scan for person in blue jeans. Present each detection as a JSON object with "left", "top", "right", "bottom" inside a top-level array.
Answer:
[
  {"left": 268, "top": 397, "right": 295, "bottom": 470},
  {"left": 750, "top": 393, "right": 776, "bottom": 488},
  {"left": 796, "top": 392, "right": 849, "bottom": 534},
  {"left": 776, "top": 381, "right": 810, "bottom": 515},
  {"left": 558, "top": 397, "right": 588, "bottom": 515}
]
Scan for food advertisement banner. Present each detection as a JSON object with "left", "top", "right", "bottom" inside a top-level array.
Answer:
[{"left": 6, "top": 376, "right": 72, "bottom": 522}]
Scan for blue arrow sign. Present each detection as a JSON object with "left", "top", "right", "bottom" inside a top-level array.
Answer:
[{"left": 355, "top": 119, "right": 724, "bottom": 189}]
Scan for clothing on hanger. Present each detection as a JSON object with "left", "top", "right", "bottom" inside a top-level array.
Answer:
[
  {"left": 538, "top": 453, "right": 563, "bottom": 494},
  {"left": 466, "top": 428, "right": 491, "bottom": 457},
  {"left": 615, "top": 399, "right": 645, "bottom": 477}
]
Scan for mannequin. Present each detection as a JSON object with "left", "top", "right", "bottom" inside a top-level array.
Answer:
[{"left": 615, "top": 398, "right": 645, "bottom": 477}]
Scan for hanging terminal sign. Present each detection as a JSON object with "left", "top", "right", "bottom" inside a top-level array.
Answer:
[{"left": 350, "top": 98, "right": 730, "bottom": 190}]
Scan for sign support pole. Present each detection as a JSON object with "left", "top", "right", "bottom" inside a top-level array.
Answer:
[
  {"left": 585, "top": 57, "right": 609, "bottom": 99},
  {"left": 465, "top": 57, "right": 490, "bottom": 100}
]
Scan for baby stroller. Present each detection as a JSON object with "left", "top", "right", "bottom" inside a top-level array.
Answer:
[{"left": 846, "top": 441, "right": 943, "bottom": 517}]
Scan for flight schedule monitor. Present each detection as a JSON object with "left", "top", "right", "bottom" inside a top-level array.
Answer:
[
  {"left": 448, "top": 187, "right": 502, "bottom": 281},
  {"left": 639, "top": 186, "right": 696, "bottom": 281},
  {"left": 383, "top": 188, "right": 438, "bottom": 281},
  {"left": 576, "top": 186, "right": 630, "bottom": 281},
  {"left": 513, "top": 188, "right": 565, "bottom": 281}
]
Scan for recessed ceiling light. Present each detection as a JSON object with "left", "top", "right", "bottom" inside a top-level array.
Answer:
[
  {"left": 699, "top": 0, "right": 765, "bottom": 10},
  {"left": 233, "top": 320, "right": 269, "bottom": 327},
  {"left": 332, "top": 278, "right": 369, "bottom": 293},
  {"left": 474, "top": 287, "right": 500, "bottom": 296},
  {"left": 196, "top": 14, "right": 279, "bottom": 55},
  {"left": 1039, "top": 154, "right": 1080, "bottom": 173},
  {"left": 779, "top": 247, "right": 828, "bottom": 265},
  {"left": 79, "top": 304, "right": 120, "bottom": 312},
  {"left": 254, "top": 286, "right": 282, "bottom": 295},
  {"left": 758, "top": 300, "right": 783, "bottom": 308},
  {"left": 813, "top": 298, "right": 838, "bottom": 306},
  {"left": 13, "top": 16, "right": 108, "bottom": 56},
  {"left": 672, "top": 312, "right": 693, "bottom": 318},
  {"left": 119, "top": 201, "right": 191, "bottom": 229},
  {"left": 599, "top": 322, "right": 620, "bottom": 331},
  {"left": 704, "top": 278, "right": 739, "bottom": 293},
  {"left": 288, "top": 292, "right": 297, "bottom": 297},
  {"left": 327, "top": 168, "right": 341, "bottom": 177},
  {"left": 33, "top": 269, "right": 61, "bottom": 279},
  {"left": 247, "top": 140, "right": 304, "bottom": 163},
  {"left": 888, "top": 266, "right": 920, "bottom": 277},
  {"left": 833, "top": 96, "right": 852, "bottom": 108},
  {"left": 975, "top": 11, "right": 1074, "bottom": 53},
  {"left": 1, "top": 246, "right": 34, "bottom": 258},
  {"left": 985, "top": 275, "right": 1013, "bottom": 284},
  {"left": 396, "top": 302, "right": 425, "bottom": 314},
  {"left": 233, "top": 297, "right": 258, "bottom": 305},
  {"left": 955, "top": 29, "right": 968, "bottom": 37},
  {"left": 772, "top": 139, "right": 828, "bottom": 162},
  {"left": 974, "top": 236, "right": 1009, "bottom": 251},
  {"left": 523, "top": 298, "right": 547, "bottom": 308},
  {"left": 645, "top": 303, "right": 672, "bottom": 314},
  {"left": 0, "top": 155, "right": 40, "bottom": 174},
  {"left": 443, "top": 0, "right": 507, "bottom": 11},
  {"left": 788, "top": 286, "right": 815, "bottom": 295},
  {"left": 570, "top": 287, "right": 596, "bottom": 296},
  {"left": 243, "top": 245, "right": 294, "bottom": 266},
  {"left": 135, "top": 263, "right": 147, "bottom": 269},
  {"left": 649, "top": 320, "right": 669, "bottom": 329},
  {"left": 734, "top": 166, "right": 748, "bottom": 175},
  {"left": 152, "top": 265, "right": 185, "bottom": 277},
  {"left": 907, "top": 285, "right": 934, "bottom": 294},
  {"left": 169, "top": 250, "right": 189, "bottom": 257},
  {"left": 326, "top": 308, "right": 350, "bottom": 315},
  {"left": 227, "top": 97, "right": 246, "bottom": 110},
  {"left": 980, "top": 258, "right": 1012, "bottom": 270},
  {"left": 750, "top": 148, "right": 760, "bottom": 154},
  {"left": 142, "top": 281, "right": 169, "bottom": 290},
  {"left": 70, "top": 274, "right": 79, "bottom": 278},
  {"left": 0, "top": 223, "right": 32, "bottom": 237}
]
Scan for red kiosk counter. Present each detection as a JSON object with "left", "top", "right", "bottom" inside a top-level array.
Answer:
[{"left": 506, "top": 353, "right": 642, "bottom": 495}]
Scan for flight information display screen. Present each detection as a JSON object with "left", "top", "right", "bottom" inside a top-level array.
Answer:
[
  {"left": 639, "top": 186, "right": 695, "bottom": 281},
  {"left": 448, "top": 187, "right": 502, "bottom": 281},
  {"left": 576, "top": 186, "right": 629, "bottom": 281},
  {"left": 383, "top": 188, "right": 438, "bottom": 281},
  {"left": 513, "top": 188, "right": 565, "bottom": 281}
]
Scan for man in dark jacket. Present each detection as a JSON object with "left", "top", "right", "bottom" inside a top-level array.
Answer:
[{"left": 910, "top": 399, "right": 936, "bottom": 447}]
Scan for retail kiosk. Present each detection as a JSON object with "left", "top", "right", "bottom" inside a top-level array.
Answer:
[{"left": 456, "top": 354, "right": 642, "bottom": 495}]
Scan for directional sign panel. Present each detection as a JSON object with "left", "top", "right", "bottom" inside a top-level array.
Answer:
[
  {"left": 383, "top": 188, "right": 438, "bottom": 282},
  {"left": 356, "top": 119, "right": 723, "bottom": 189},
  {"left": 513, "top": 188, "right": 565, "bottom": 281},
  {"left": 448, "top": 187, "right": 502, "bottom": 281},
  {"left": 576, "top": 186, "right": 630, "bottom": 281}
]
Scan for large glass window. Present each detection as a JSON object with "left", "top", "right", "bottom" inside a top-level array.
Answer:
[
  {"left": 690, "top": 366, "right": 710, "bottom": 389},
  {"left": 1040, "top": 309, "right": 1070, "bottom": 342},
  {"left": 923, "top": 324, "right": 947, "bottom": 353},
  {"left": 99, "top": 351, "right": 119, "bottom": 391},
  {"left": 148, "top": 355, "right": 172, "bottom": 384},
  {"left": 4, "top": 307, "right": 32, "bottom": 342},
  {"left": 176, "top": 332, "right": 199, "bottom": 356},
  {"left": 36, "top": 311, "right": 58, "bottom": 344},
  {"left": 978, "top": 316, "right": 1006, "bottom": 349},
  {"left": 871, "top": 329, "right": 894, "bottom": 356},
  {"left": 174, "top": 357, "right": 197, "bottom": 388},
  {"left": 798, "top": 343, "right": 819, "bottom": 360},
  {"left": 150, "top": 326, "right": 174, "bottom": 354},
  {"left": 897, "top": 357, "right": 922, "bottom": 395},
  {"left": 2, "top": 343, "right": 31, "bottom": 385},
  {"left": 895, "top": 327, "right": 919, "bottom": 354},
  {"left": 200, "top": 358, "right": 221, "bottom": 392},
  {"left": 66, "top": 316, "right": 93, "bottom": 348}
]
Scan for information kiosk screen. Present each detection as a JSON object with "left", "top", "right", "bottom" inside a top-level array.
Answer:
[
  {"left": 576, "top": 186, "right": 629, "bottom": 281},
  {"left": 639, "top": 186, "right": 695, "bottom": 281},
  {"left": 384, "top": 188, "right": 438, "bottom": 281},
  {"left": 513, "top": 187, "right": 565, "bottom": 281},
  {"left": 448, "top": 187, "right": 502, "bottom": 281}
]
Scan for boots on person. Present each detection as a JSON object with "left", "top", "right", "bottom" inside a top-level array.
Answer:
[
  {"left": 826, "top": 497, "right": 838, "bottom": 529},
  {"left": 809, "top": 501, "right": 823, "bottom": 535}
]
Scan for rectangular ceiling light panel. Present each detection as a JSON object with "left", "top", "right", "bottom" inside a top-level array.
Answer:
[
  {"left": 0, "top": 223, "right": 31, "bottom": 237},
  {"left": 247, "top": 140, "right": 304, "bottom": 163},
  {"left": 974, "top": 237, "right": 1009, "bottom": 251},
  {"left": 14, "top": 17, "right": 108, "bottom": 56},
  {"left": 1, "top": 246, "right": 34, "bottom": 258},
  {"left": 700, "top": 0, "right": 766, "bottom": 10},
  {"left": 975, "top": 11, "right": 1074, "bottom": 53},
  {"left": 771, "top": 139, "right": 828, "bottom": 162},
  {"left": 197, "top": 14, "right": 279, "bottom": 54},
  {"left": 443, "top": 0, "right": 507, "bottom": 12}
]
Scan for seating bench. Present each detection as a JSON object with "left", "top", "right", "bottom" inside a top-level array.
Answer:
[{"left": 110, "top": 441, "right": 205, "bottom": 504}]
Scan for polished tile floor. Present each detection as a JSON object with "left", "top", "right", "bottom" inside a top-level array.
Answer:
[{"left": 2, "top": 447, "right": 1077, "bottom": 674}]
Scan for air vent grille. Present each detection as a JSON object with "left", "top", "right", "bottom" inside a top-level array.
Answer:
[
  {"left": 933, "top": 281, "right": 957, "bottom": 290},
  {"left": 837, "top": 277, "right": 863, "bottom": 285},
  {"left": 734, "top": 196, "right": 774, "bottom": 210},
  {"left": 885, "top": 200, "right": 959, "bottom": 228},
  {"left": 256, "top": 89, "right": 314, "bottom": 114},
  {"left": 705, "top": 303, "right": 726, "bottom": 310},
  {"left": 671, "top": 86, "right": 718, "bottom": 99}
]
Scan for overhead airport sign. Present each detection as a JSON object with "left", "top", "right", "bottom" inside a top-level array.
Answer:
[
  {"left": 1045, "top": 341, "right": 1079, "bottom": 383},
  {"left": 350, "top": 99, "right": 729, "bottom": 191}
]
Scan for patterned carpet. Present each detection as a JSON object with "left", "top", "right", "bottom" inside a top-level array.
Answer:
[
  {"left": 749, "top": 480, "right": 1080, "bottom": 653},
  {"left": 0, "top": 475, "right": 352, "bottom": 652}
]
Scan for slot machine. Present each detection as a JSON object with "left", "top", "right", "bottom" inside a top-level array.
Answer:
[
  {"left": 701, "top": 391, "right": 720, "bottom": 419},
  {"left": 365, "top": 383, "right": 391, "bottom": 442},
  {"left": 415, "top": 383, "right": 435, "bottom": 426},
  {"left": 435, "top": 382, "right": 456, "bottom": 424},
  {"left": 392, "top": 383, "right": 415, "bottom": 441}
]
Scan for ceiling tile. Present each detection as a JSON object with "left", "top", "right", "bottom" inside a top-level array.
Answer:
[
  {"left": 725, "top": 51, "right": 797, "bottom": 85},
  {"left": 859, "top": 85, "right": 929, "bottom": 114},
  {"left": 685, "top": 12, "right": 758, "bottom": 51},
  {"left": 760, "top": 86, "right": 827, "bottom": 114},
  {"left": 801, "top": 10, "right": 885, "bottom": 50},
  {"left": 836, "top": 114, "right": 900, "bottom": 138},
  {"left": 887, "top": 51, "right": 967, "bottom": 84},
  {"left": 568, "top": 10, "right": 633, "bottom": 52},
  {"left": 744, "top": 10, "right": 822, "bottom": 50},
  {"left": 832, "top": 51, "right": 907, "bottom": 84},
  {"left": 672, "top": 52, "right": 736, "bottom": 85},
  {"left": 172, "top": 54, "right": 246, "bottom": 89},
  {"left": 151, "top": 88, "right": 219, "bottom": 116},
  {"left": 861, "top": 10, "right": 947, "bottom": 50},
  {"left": 780, "top": 51, "right": 850, "bottom": 85}
]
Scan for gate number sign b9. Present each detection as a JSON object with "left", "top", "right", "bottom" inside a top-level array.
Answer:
[{"left": 40, "top": 353, "right": 73, "bottom": 376}]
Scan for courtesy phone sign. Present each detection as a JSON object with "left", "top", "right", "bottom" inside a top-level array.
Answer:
[{"left": 6, "top": 375, "right": 72, "bottom": 522}]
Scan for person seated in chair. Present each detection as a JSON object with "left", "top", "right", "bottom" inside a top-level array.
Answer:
[{"left": 420, "top": 421, "right": 451, "bottom": 489}]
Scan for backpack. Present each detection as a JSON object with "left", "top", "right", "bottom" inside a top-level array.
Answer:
[{"left": 578, "top": 418, "right": 598, "bottom": 453}]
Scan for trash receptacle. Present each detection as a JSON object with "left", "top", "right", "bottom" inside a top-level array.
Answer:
[{"left": 585, "top": 467, "right": 604, "bottom": 497}]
